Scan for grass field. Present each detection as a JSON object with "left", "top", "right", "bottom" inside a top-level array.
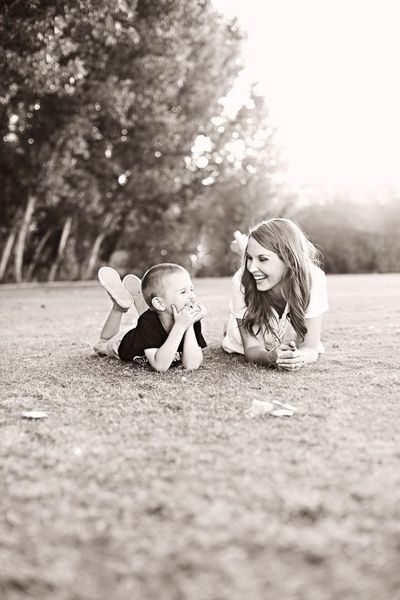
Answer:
[{"left": 1, "top": 274, "right": 400, "bottom": 600}]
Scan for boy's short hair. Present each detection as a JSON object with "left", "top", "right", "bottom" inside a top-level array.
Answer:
[{"left": 141, "top": 263, "right": 187, "bottom": 307}]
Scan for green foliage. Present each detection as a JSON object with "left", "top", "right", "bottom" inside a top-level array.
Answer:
[
  {"left": 4, "top": 0, "right": 278, "bottom": 280},
  {"left": 2, "top": 2, "right": 396, "bottom": 280},
  {"left": 192, "top": 90, "right": 295, "bottom": 276},
  {"left": 295, "top": 198, "right": 400, "bottom": 273}
]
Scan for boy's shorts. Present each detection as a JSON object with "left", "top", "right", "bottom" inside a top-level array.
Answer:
[{"left": 93, "top": 325, "right": 135, "bottom": 360}]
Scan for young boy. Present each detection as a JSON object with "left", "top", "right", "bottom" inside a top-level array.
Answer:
[{"left": 93, "top": 264, "right": 207, "bottom": 372}]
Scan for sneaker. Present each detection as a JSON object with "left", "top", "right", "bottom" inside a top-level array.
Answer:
[
  {"left": 98, "top": 267, "right": 133, "bottom": 311},
  {"left": 123, "top": 274, "right": 148, "bottom": 316}
]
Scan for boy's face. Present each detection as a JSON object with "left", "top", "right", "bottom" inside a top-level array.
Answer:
[{"left": 159, "top": 270, "right": 197, "bottom": 313}]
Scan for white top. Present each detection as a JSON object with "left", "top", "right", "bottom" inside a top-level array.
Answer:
[{"left": 222, "top": 263, "right": 329, "bottom": 354}]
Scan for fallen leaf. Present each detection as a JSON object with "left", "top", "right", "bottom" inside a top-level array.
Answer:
[
  {"left": 270, "top": 408, "right": 295, "bottom": 417},
  {"left": 21, "top": 411, "right": 48, "bottom": 420},
  {"left": 248, "top": 399, "right": 275, "bottom": 417},
  {"left": 272, "top": 400, "right": 298, "bottom": 413},
  {"left": 248, "top": 399, "right": 297, "bottom": 418}
]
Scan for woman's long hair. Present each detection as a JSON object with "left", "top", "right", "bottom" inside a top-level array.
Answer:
[{"left": 241, "top": 218, "right": 320, "bottom": 340}]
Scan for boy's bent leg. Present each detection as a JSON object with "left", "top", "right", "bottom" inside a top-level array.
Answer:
[
  {"left": 123, "top": 274, "right": 148, "bottom": 316},
  {"left": 100, "top": 304, "right": 125, "bottom": 340},
  {"left": 98, "top": 267, "right": 133, "bottom": 311},
  {"left": 93, "top": 324, "right": 135, "bottom": 359},
  {"left": 93, "top": 337, "right": 119, "bottom": 358}
]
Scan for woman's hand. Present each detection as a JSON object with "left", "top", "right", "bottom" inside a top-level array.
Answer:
[{"left": 275, "top": 343, "right": 305, "bottom": 371}]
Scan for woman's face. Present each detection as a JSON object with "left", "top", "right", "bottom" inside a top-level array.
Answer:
[{"left": 245, "top": 236, "right": 286, "bottom": 295}]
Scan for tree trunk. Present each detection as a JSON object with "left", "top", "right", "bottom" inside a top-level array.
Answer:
[
  {"left": 48, "top": 216, "right": 73, "bottom": 282},
  {"left": 83, "top": 213, "right": 113, "bottom": 280},
  {"left": 0, "top": 228, "right": 17, "bottom": 282},
  {"left": 14, "top": 195, "right": 36, "bottom": 283},
  {"left": 25, "top": 228, "right": 54, "bottom": 281}
]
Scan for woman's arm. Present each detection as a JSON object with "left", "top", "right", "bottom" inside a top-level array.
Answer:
[
  {"left": 298, "top": 315, "right": 322, "bottom": 363},
  {"left": 276, "top": 316, "right": 322, "bottom": 369},
  {"left": 239, "top": 315, "right": 323, "bottom": 370},
  {"left": 237, "top": 319, "right": 278, "bottom": 366}
]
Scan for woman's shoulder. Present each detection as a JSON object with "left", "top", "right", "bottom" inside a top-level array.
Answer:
[
  {"left": 310, "top": 263, "right": 327, "bottom": 286},
  {"left": 232, "top": 267, "right": 244, "bottom": 287},
  {"left": 310, "top": 263, "right": 326, "bottom": 276},
  {"left": 306, "top": 263, "right": 329, "bottom": 317},
  {"left": 229, "top": 267, "right": 247, "bottom": 315}
]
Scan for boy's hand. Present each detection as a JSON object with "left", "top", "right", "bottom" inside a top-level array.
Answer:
[
  {"left": 172, "top": 303, "right": 201, "bottom": 330},
  {"left": 190, "top": 300, "right": 207, "bottom": 322},
  {"left": 275, "top": 343, "right": 305, "bottom": 370}
]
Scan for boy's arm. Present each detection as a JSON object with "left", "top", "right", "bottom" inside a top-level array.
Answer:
[
  {"left": 144, "top": 322, "right": 187, "bottom": 372},
  {"left": 144, "top": 304, "right": 201, "bottom": 372},
  {"left": 181, "top": 325, "right": 203, "bottom": 370}
]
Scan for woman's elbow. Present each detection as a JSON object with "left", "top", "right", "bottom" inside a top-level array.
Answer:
[
  {"left": 244, "top": 347, "right": 258, "bottom": 363},
  {"left": 301, "top": 347, "right": 319, "bottom": 363},
  {"left": 243, "top": 350, "right": 253, "bottom": 362}
]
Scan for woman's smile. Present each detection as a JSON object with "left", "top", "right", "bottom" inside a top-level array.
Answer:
[{"left": 253, "top": 273, "right": 268, "bottom": 282}]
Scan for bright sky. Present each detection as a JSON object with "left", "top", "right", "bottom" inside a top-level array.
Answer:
[{"left": 212, "top": 0, "right": 400, "bottom": 193}]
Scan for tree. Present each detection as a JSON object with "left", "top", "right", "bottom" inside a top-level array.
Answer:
[
  {"left": 190, "top": 88, "right": 294, "bottom": 276},
  {"left": 294, "top": 197, "right": 400, "bottom": 273},
  {"left": 0, "top": 0, "right": 246, "bottom": 280}
]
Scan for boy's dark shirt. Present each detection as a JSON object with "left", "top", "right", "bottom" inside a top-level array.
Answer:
[{"left": 118, "top": 309, "right": 207, "bottom": 362}]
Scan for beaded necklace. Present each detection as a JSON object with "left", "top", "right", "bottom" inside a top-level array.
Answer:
[{"left": 270, "top": 302, "right": 290, "bottom": 349}]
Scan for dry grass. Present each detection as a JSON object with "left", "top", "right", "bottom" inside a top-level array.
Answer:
[{"left": 1, "top": 274, "right": 400, "bottom": 600}]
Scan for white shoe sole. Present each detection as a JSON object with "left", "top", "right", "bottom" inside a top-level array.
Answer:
[
  {"left": 123, "top": 274, "right": 148, "bottom": 315},
  {"left": 122, "top": 274, "right": 141, "bottom": 296},
  {"left": 98, "top": 267, "right": 133, "bottom": 310}
]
